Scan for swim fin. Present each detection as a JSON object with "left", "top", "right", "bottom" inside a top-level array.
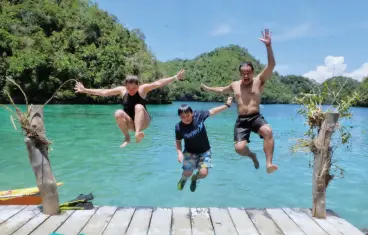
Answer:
[
  {"left": 59, "top": 193, "right": 94, "bottom": 210},
  {"left": 60, "top": 201, "right": 94, "bottom": 211},
  {"left": 59, "top": 192, "right": 94, "bottom": 207}
]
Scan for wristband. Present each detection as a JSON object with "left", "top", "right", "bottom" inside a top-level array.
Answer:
[{"left": 225, "top": 103, "right": 230, "bottom": 108}]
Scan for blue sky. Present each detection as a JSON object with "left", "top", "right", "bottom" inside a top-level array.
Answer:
[{"left": 94, "top": 0, "right": 368, "bottom": 83}]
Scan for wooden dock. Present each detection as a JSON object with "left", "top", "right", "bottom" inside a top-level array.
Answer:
[{"left": 0, "top": 205, "right": 365, "bottom": 235}]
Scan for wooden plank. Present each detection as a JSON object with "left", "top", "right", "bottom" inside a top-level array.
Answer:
[
  {"left": 0, "top": 205, "right": 21, "bottom": 214},
  {"left": 325, "top": 210, "right": 365, "bottom": 235},
  {"left": 79, "top": 206, "right": 117, "bottom": 235},
  {"left": 246, "top": 209, "right": 283, "bottom": 235},
  {"left": 227, "top": 208, "right": 259, "bottom": 235},
  {"left": 0, "top": 205, "right": 21, "bottom": 211},
  {"left": 125, "top": 207, "right": 153, "bottom": 235},
  {"left": 0, "top": 205, "right": 40, "bottom": 235},
  {"left": 147, "top": 208, "right": 172, "bottom": 235},
  {"left": 0, "top": 205, "right": 26, "bottom": 225},
  {"left": 266, "top": 208, "right": 305, "bottom": 235},
  {"left": 3, "top": 206, "right": 361, "bottom": 235},
  {"left": 12, "top": 211, "right": 50, "bottom": 235},
  {"left": 190, "top": 208, "right": 215, "bottom": 235},
  {"left": 171, "top": 207, "right": 191, "bottom": 235},
  {"left": 102, "top": 207, "right": 135, "bottom": 235},
  {"left": 301, "top": 209, "right": 343, "bottom": 235},
  {"left": 282, "top": 208, "right": 327, "bottom": 235},
  {"left": 55, "top": 207, "right": 98, "bottom": 235},
  {"left": 209, "top": 207, "right": 238, "bottom": 235},
  {"left": 29, "top": 210, "right": 74, "bottom": 235}
]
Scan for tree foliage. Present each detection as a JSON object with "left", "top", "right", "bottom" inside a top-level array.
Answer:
[
  {"left": 290, "top": 76, "right": 365, "bottom": 178},
  {"left": 0, "top": 0, "right": 166, "bottom": 104}
]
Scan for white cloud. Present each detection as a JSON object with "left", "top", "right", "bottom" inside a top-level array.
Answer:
[
  {"left": 211, "top": 24, "right": 232, "bottom": 36},
  {"left": 272, "top": 23, "right": 311, "bottom": 42},
  {"left": 303, "top": 56, "right": 368, "bottom": 83}
]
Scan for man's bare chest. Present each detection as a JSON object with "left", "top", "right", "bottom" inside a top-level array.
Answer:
[{"left": 234, "top": 85, "right": 261, "bottom": 99}]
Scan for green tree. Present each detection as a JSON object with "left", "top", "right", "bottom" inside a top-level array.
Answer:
[
  {"left": 0, "top": 0, "right": 169, "bottom": 104},
  {"left": 356, "top": 77, "right": 368, "bottom": 107}
]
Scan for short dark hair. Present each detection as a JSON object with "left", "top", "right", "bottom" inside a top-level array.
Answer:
[
  {"left": 178, "top": 104, "right": 193, "bottom": 116},
  {"left": 124, "top": 75, "right": 139, "bottom": 85},
  {"left": 239, "top": 62, "right": 254, "bottom": 72}
]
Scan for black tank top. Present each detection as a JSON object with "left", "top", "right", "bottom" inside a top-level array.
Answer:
[{"left": 121, "top": 92, "right": 148, "bottom": 119}]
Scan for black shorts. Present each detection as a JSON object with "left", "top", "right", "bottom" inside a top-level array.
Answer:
[{"left": 234, "top": 113, "right": 268, "bottom": 143}]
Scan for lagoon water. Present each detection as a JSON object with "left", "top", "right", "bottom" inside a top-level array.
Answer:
[{"left": 0, "top": 102, "right": 367, "bottom": 228}]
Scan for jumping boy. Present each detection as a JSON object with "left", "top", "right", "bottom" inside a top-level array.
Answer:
[{"left": 175, "top": 97, "right": 233, "bottom": 192}]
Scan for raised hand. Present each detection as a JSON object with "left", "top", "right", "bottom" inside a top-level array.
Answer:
[
  {"left": 176, "top": 69, "right": 185, "bottom": 80},
  {"left": 258, "top": 28, "right": 272, "bottom": 46},
  {"left": 226, "top": 97, "right": 233, "bottom": 106},
  {"left": 74, "top": 81, "right": 85, "bottom": 93}
]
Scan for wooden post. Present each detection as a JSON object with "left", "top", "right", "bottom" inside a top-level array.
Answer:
[
  {"left": 24, "top": 105, "right": 60, "bottom": 215},
  {"left": 312, "top": 112, "right": 340, "bottom": 218}
]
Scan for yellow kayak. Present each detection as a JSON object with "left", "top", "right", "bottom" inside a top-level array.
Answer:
[{"left": 0, "top": 182, "right": 64, "bottom": 205}]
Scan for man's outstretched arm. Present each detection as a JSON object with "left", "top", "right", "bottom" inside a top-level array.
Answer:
[
  {"left": 258, "top": 28, "right": 276, "bottom": 83},
  {"left": 201, "top": 83, "right": 233, "bottom": 94},
  {"left": 140, "top": 69, "right": 185, "bottom": 95}
]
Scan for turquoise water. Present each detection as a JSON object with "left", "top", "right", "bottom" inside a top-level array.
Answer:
[{"left": 0, "top": 102, "right": 367, "bottom": 228}]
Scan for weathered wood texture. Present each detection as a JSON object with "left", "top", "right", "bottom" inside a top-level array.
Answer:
[
  {"left": 25, "top": 105, "right": 60, "bottom": 215},
  {"left": 312, "top": 112, "right": 340, "bottom": 218},
  {"left": 0, "top": 206, "right": 364, "bottom": 235}
]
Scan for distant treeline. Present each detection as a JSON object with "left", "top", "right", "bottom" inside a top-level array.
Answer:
[{"left": 1, "top": 0, "right": 367, "bottom": 106}]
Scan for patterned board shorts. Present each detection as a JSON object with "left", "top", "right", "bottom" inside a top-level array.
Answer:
[{"left": 182, "top": 150, "right": 212, "bottom": 171}]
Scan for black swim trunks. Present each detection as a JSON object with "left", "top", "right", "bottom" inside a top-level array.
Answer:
[{"left": 234, "top": 113, "right": 268, "bottom": 143}]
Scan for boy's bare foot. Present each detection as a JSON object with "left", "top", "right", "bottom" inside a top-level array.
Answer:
[
  {"left": 135, "top": 131, "right": 145, "bottom": 143},
  {"left": 249, "top": 152, "right": 259, "bottom": 169},
  {"left": 120, "top": 137, "right": 130, "bottom": 148},
  {"left": 267, "top": 164, "right": 278, "bottom": 173}
]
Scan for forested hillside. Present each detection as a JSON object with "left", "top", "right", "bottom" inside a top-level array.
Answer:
[{"left": 0, "top": 0, "right": 367, "bottom": 106}]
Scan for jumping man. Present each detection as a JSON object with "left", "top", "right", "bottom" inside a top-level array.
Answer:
[
  {"left": 175, "top": 97, "right": 233, "bottom": 192},
  {"left": 74, "top": 69, "right": 185, "bottom": 147},
  {"left": 201, "top": 29, "right": 278, "bottom": 173}
]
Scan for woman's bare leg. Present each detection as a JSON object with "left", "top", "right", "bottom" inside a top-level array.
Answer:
[
  {"left": 133, "top": 104, "right": 151, "bottom": 143},
  {"left": 114, "top": 110, "right": 134, "bottom": 148}
]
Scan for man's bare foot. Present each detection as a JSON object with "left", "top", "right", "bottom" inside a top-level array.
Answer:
[
  {"left": 135, "top": 131, "right": 145, "bottom": 143},
  {"left": 267, "top": 164, "right": 278, "bottom": 173},
  {"left": 249, "top": 152, "right": 259, "bottom": 169},
  {"left": 120, "top": 138, "right": 130, "bottom": 148}
]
